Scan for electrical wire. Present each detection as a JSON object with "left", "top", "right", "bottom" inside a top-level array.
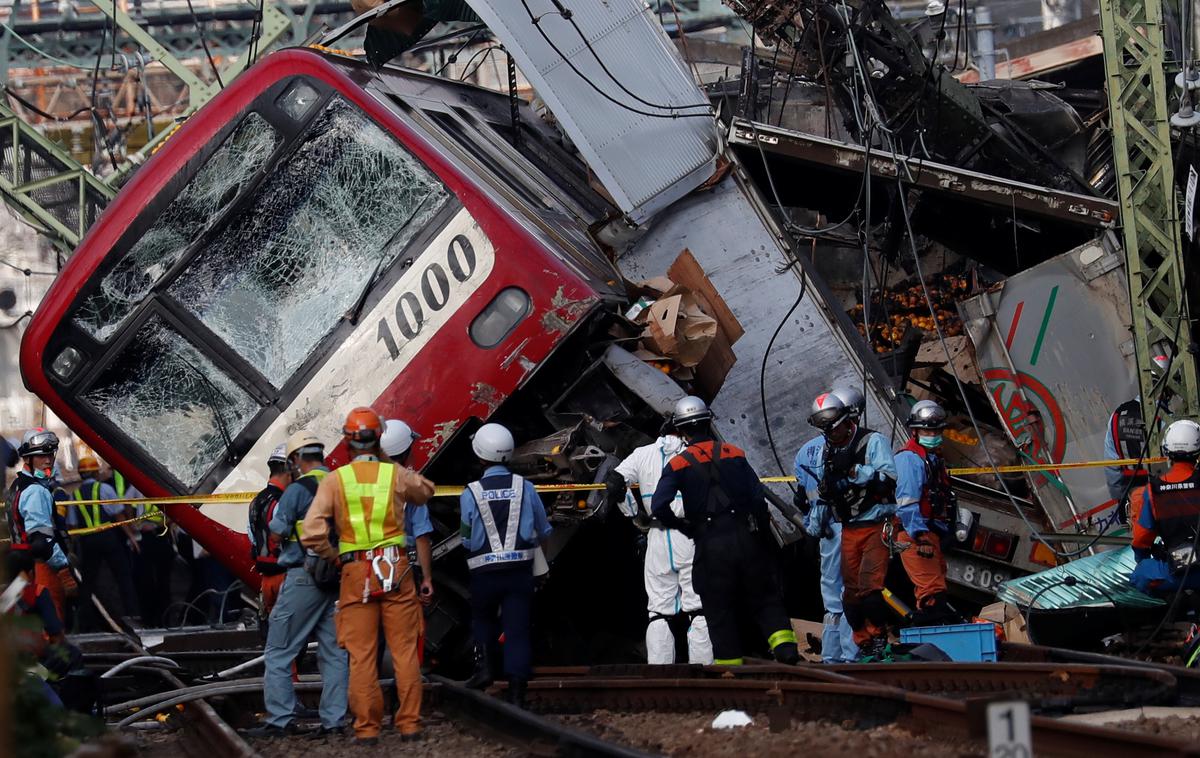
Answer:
[
  {"left": 434, "top": 28, "right": 486, "bottom": 76},
  {"left": 517, "top": 0, "right": 713, "bottom": 120},
  {"left": 760, "top": 241, "right": 810, "bottom": 481},
  {"left": 0, "top": 258, "right": 57, "bottom": 276},
  {"left": 184, "top": 0, "right": 225, "bottom": 88},
  {"left": 0, "top": 22, "right": 94, "bottom": 70}
]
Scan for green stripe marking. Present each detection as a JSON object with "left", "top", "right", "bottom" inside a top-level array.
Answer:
[{"left": 1029, "top": 285, "right": 1059, "bottom": 366}]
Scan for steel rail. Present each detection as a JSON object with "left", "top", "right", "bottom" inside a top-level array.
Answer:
[{"left": 1003, "top": 641, "right": 1200, "bottom": 705}]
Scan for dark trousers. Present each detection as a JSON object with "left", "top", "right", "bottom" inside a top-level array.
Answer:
[
  {"left": 692, "top": 520, "right": 791, "bottom": 662},
  {"left": 469, "top": 565, "right": 534, "bottom": 680},
  {"left": 136, "top": 531, "right": 175, "bottom": 628},
  {"left": 77, "top": 530, "right": 141, "bottom": 630}
]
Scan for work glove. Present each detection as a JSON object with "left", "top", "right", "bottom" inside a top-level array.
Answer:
[
  {"left": 534, "top": 571, "right": 550, "bottom": 592},
  {"left": 913, "top": 534, "right": 936, "bottom": 559},
  {"left": 57, "top": 568, "right": 78, "bottom": 598},
  {"left": 792, "top": 487, "right": 810, "bottom": 515},
  {"left": 817, "top": 477, "right": 849, "bottom": 502},
  {"left": 604, "top": 470, "right": 628, "bottom": 513}
]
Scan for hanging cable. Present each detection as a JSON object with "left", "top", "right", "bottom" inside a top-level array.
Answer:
[
  {"left": 0, "top": 22, "right": 94, "bottom": 70},
  {"left": 184, "top": 0, "right": 225, "bottom": 88}
]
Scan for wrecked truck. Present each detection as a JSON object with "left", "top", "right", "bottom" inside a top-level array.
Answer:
[{"left": 18, "top": 3, "right": 1065, "bottom": 659}]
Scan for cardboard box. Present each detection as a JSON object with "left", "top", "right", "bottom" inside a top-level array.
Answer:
[{"left": 643, "top": 291, "right": 718, "bottom": 368}]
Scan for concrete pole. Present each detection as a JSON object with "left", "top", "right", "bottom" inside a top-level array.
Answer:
[{"left": 975, "top": 5, "right": 996, "bottom": 80}]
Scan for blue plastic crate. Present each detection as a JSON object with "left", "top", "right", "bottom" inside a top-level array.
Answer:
[{"left": 899, "top": 622, "right": 998, "bottom": 662}]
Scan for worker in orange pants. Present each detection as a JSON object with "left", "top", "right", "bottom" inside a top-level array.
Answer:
[{"left": 302, "top": 406, "right": 435, "bottom": 745}]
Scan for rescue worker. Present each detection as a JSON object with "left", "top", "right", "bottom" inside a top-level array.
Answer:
[
  {"left": 605, "top": 426, "right": 712, "bottom": 665},
  {"left": 125, "top": 469, "right": 173, "bottom": 628},
  {"left": 248, "top": 432, "right": 348, "bottom": 738},
  {"left": 806, "top": 392, "right": 898, "bottom": 660},
  {"left": 301, "top": 408, "right": 435, "bottom": 745},
  {"left": 1105, "top": 353, "right": 1171, "bottom": 507},
  {"left": 651, "top": 396, "right": 800, "bottom": 666},
  {"left": 71, "top": 455, "right": 141, "bottom": 629},
  {"left": 1131, "top": 420, "right": 1200, "bottom": 597},
  {"left": 381, "top": 420, "right": 435, "bottom": 607},
  {"left": 894, "top": 401, "right": 962, "bottom": 626},
  {"left": 4, "top": 428, "right": 72, "bottom": 623},
  {"left": 5, "top": 549, "right": 81, "bottom": 708},
  {"left": 793, "top": 394, "right": 859, "bottom": 664},
  {"left": 247, "top": 445, "right": 292, "bottom": 621},
  {"left": 460, "top": 423, "right": 553, "bottom": 706}
]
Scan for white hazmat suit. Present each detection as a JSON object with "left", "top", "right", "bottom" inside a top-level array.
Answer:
[{"left": 614, "top": 435, "right": 713, "bottom": 664}]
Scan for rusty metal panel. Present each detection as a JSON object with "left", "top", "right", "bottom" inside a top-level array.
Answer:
[
  {"left": 466, "top": 0, "right": 718, "bottom": 223},
  {"left": 959, "top": 236, "right": 1136, "bottom": 536}
]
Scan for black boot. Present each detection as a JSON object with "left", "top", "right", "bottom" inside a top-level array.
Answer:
[
  {"left": 857, "top": 636, "right": 890, "bottom": 663},
  {"left": 508, "top": 678, "right": 528, "bottom": 709},
  {"left": 772, "top": 641, "right": 800, "bottom": 665},
  {"left": 464, "top": 646, "right": 493, "bottom": 690}
]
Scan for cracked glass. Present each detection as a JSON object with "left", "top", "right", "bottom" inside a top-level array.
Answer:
[
  {"left": 82, "top": 316, "right": 259, "bottom": 488},
  {"left": 74, "top": 113, "right": 280, "bottom": 341},
  {"left": 167, "top": 96, "right": 449, "bottom": 387}
]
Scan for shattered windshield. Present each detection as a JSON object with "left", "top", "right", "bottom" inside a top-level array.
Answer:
[
  {"left": 74, "top": 113, "right": 280, "bottom": 341},
  {"left": 167, "top": 96, "right": 448, "bottom": 386},
  {"left": 81, "top": 316, "right": 259, "bottom": 488}
]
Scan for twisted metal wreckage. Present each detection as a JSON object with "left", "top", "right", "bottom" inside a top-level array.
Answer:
[{"left": 6, "top": 0, "right": 1200, "bottom": 660}]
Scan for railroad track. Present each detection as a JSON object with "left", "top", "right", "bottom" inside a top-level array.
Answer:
[
  {"left": 512, "top": 675, "right": 1200, "bottom": 757},
  {"left": 537, "top": 660, "right": 1179, "bottom": 710},
  {"left": 1003, "top": 641, "right": 1200, "bottom": 705}
]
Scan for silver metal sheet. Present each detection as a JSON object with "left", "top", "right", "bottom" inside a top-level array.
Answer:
[
  {"left": 996, "top": 547, "right": 1164, "bottom": 610},
  {"left": 466, "top": 0, "right": 717, "bottom": 222},
  {"left": 618, "top": 172, "right": 901, "bottom": 485},
  {"left": 959, "top": 236, "right": 1136, "bottom": 536}
]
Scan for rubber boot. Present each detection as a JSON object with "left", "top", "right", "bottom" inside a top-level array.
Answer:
[
  {"left": 772, "top": 641, "right": 800, "bottom": 665},
  {"left": 464, "top": 646, "right": 493, "bottom": 690},
  {"left": 508, "top": 678, "right": 528, "bottom": 709}
]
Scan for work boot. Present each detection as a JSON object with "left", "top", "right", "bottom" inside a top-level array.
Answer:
[
  {"left": 464, "top": 646, "right": 493, "bottom": 690},
  {"left": 508, "top": 678, "right": 528, "bottom": 709},
  {"left": 242, "top": 721, "right": 309, "bottom": 739},
  {"left": 772, "top": 641, "right": 800, "bottom": 665}
]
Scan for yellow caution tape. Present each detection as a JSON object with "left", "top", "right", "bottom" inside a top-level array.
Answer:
[
  {"left": 63, "top": 456, "right": 1162, "bottom": 508},
  {"left": 0, "top": 512, "right": 163, "bottom": 544}
]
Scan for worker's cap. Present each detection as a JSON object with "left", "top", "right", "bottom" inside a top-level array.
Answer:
[
  {"left": 77, "top": 455, "right": 100, "bottom": 473},
  {"left": 285, "top": 430, "right": 325, "bottom": 459},
  {"left": 381, "top": 419, "right": 419, "bottom": 458}
]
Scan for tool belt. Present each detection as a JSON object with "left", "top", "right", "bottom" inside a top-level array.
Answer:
[{"left": 341, "top": 545, "right": 406, "bottom": 564}]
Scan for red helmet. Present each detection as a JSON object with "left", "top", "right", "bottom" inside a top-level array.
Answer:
[{"left": 343, "top": 406, "right": 384, "bottom": 449}]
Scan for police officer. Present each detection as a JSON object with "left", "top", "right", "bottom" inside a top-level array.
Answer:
[
  {"left": 793, "top": 391, "right": 860, "bottom": 664},
  {"left": 247, "top": 445, "right": 292, "bottom": 621},
  {"left": 460, "top": 423, "right": 552, "bottom": 707},
  {"left": 248, "top": 431, "right": 348, "bottom": 739},
  {"left": 1131, "top": 420, "right": 1200, "bottom": 597},
  {"left": 894, "top": 401, "right": 962, "bottom": 626},
  {"left": 605, "top": 426, "right": 713, "bottom": 665},
  {"left": 71, "top": 455, "right": 141, "bottom": 629},
  {"left": 807, "top": 392, "right": 898, "bottom": 660},
  {"left": 5, "top": 429, "right": 72, "bottom": 623},
  {"left": 301, "top": 407, "right": 435, "bottom": 745},
  {"left": 651, "top": 396, "right": 799, "bottom": 666}
]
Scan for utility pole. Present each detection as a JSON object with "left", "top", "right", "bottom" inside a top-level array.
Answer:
[{"left": 1097, "top": 0, "right": 1200, "bottom": 433}]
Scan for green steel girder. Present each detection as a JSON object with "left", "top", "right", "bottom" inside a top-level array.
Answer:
[
  {"left": 0, "top": 101, "right": 114, "bottom": 252},
  {"left": 1098, "top": 0, "right": 1200, "bottom": 430}
]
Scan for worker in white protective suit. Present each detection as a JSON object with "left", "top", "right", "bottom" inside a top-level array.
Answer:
[{"left": 605, "top": 433, "right": 713, "bottom": 664}]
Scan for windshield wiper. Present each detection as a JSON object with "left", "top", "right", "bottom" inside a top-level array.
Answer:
[
  {"left": 345, "top": 193, "right": 437, "bottom": 325},
  {"left": 171, "top": 353, "right": 236, "bottom": 456}
]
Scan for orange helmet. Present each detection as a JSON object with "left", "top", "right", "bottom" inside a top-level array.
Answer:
[
  {"left": 78, "top": 455, "right": 100, "bottom": 475},
  {"left": 343, "top": 406, "right": 384, "bottom": 449}
]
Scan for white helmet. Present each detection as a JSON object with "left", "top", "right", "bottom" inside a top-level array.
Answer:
[
  {"left": 472, "top": 423, "right": 515, "bottom": 463},
  {"left": 808, "top": 392, "right": 850, "bottom": 431},
  {"left": 1162, "top": 419, "right": 1200, "bottom": 459},
  {"left": 672, "top": 395, "right": 713, "bottom": 427},
  {"left": 831, "top": 385, "right": 866, "bottom": 418},
  {"left": 381, "top": 419, "right": 419, "bottom": 458},
  {"left": 268, "top": 444, "right": 288, "bottom": 465}
]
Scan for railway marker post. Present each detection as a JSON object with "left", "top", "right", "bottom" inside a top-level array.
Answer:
[{"left": 986, "top": 700, "right": 1032, "bottom": 757}]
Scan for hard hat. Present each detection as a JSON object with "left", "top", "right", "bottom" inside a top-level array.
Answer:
[
  {"left": 1162, "top": 419, "right": 1200, "bottom": 458},
  {"left": 472, "top": 423, "right": 515, "bottom": 463},
  {"left": 268, "top": 444, "right": 288, "bottom": 465},
  {"left": 672, "top": 395, "right": 713, "bottom": 427},
  {"left": 343, "top": 406, "right": 384, "bottom": 450},
  {"left": 285, "top": 430, "right": 324, "bottom": 459},
  {"left": 907, "top": 400, "right": 948, "bottom": 430},
  {"left": 77, "top": 455, "right": 100, "bottom": 474},
  {"left": 18, "top": 428, "right": 59, "bottom": 458},
  {"left": 830, "top": 385, "right": 866, "bottom": 418},
  {"left": 808, "top": 393, "right": 850, "bottom": 431},
  {"left": 381, "top": 419, "right": 419, "bottom": 458}
]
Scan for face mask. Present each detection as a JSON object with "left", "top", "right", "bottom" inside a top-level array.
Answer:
[
  {"left": 918, "top": 434, "right": 943, "bottom": 449},
  {"left": 32, "top": 465, "right": 53, "bottom": 480}
]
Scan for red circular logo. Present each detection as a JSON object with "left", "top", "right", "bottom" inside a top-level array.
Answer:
[{"left": 982, "top": 368, "right": 1067, "bottom": 466}]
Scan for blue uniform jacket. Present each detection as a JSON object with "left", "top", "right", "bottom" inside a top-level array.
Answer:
[
  {"left": 270, "top": 466, "right": 329, "bottom": 568},
  {"left": 17, "top": 480, "right": 68, "bottom": 569},
  {"left": 792, "top": 431, "right": 897, "bottom": 525},
  {"left": 894, "top": 448, "right": 931, "bottom": 535},
  {"left": 459, "top": 465, "right": 552, "bottom": 551}
]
